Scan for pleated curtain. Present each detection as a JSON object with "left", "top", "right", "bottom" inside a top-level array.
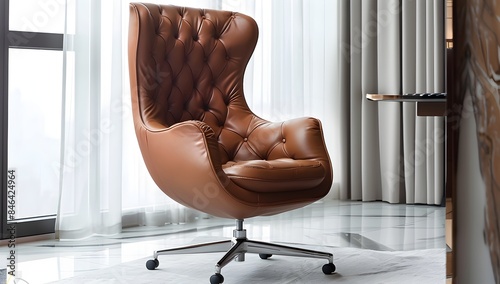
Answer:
[{"left": 336, "top": 0, "right": 445, "bottom": 204}]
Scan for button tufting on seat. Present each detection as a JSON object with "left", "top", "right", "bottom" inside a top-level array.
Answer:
[
  {"left": 243, "top": 138, "right": 248, "bottom": 142},
  {"left": 282, "top": 138, "right": 286, "bottom": 143}
]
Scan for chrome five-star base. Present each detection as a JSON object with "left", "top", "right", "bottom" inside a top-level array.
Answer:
[{"left": 145, "top": 219, "right": 335, "bottom": 284}]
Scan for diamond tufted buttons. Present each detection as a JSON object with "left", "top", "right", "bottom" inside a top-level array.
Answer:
[
  {"left": 243, "top": 138, "right": 248, "bottom": 142},
  {"left": 282, "top": 138, "right": 286, "bottom": 143}
]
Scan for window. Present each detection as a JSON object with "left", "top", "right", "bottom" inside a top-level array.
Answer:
[{"left": 1, "top": 0, "right": 65, "bottom": 238}]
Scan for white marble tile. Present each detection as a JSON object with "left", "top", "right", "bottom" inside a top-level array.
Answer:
[{"left": 1, "top": 199, "right": 446, "bottom": 283}]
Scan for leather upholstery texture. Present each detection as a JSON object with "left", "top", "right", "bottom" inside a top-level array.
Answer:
[{"left": 128, "top": 3, "right": 333, "bottom": 219}]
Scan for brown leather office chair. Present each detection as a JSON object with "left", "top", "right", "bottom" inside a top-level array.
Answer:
[{"left": 128, "top": 3, "right": 335, "bottom": 283}]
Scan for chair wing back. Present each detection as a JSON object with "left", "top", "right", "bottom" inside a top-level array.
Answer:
[{"left": 129, "top": 3, "right": 258, "bottom": 155}]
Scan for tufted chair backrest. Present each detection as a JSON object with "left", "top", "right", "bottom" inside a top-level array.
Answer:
[{"left": 129, "top": 3, "right": 264, "bottom": 164}]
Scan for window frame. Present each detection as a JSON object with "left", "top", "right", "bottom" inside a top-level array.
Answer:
[{"left": 0, "top": 0, "right": 64, "bottom": 239}]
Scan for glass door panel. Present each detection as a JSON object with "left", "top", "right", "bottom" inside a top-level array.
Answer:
[
  {"left": 9, "top": 0, "right": 66, "bottom": 33},
  {"left": 8, "top": 48, "right": 63, "bottom": 220}
]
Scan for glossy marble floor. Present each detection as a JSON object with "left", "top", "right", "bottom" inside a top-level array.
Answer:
[{"left": 1, "top": 199, "right": 446, "bottom": 283}]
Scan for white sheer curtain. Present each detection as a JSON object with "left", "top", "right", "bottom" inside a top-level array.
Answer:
[
  {"left": 56, "top": 0, "right": 124, "bottom": 239},
  {"left": 336, "top": 0, "right": 445, "bottom": 204},
  {"left": 55, "top": 0, "right": 338, "bottom": 239}
]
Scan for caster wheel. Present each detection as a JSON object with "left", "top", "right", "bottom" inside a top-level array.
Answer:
[
  {"left": 322, "top": 263, "right": 336, "bottom": 274},
  {"left": 146, "top": 259, "right": 159, "bottom": 270},
  {"left": 210, "top": 273, "right": 224, "bottom": 284},
  {"left": 259, "top": 254, "right": 272, "bottom": 259}
]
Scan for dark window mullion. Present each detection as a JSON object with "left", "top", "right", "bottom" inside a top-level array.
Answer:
[
  {"left": 7, "top": 31, "right": 63, "bottom": 50},
  {"left": 1, "top": 0, "right": 9, "bottom": 240}
]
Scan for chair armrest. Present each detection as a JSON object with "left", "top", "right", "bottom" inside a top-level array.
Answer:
[
  {"left": 248, "top": 116, "right": 332, "bottom": 182},
  {"left": 280, "top": 117, "right": 330, "bottom": 160},
  {"left": 281, "top": 116, "right": 333, "bottom": 186},
  {"left": 135, "top": 120, "right": 231, "bottom": 209}
]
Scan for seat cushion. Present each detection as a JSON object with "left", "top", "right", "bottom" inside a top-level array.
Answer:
[{"left": 223, "top": 158, "right": 325, "bottom": 193}]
